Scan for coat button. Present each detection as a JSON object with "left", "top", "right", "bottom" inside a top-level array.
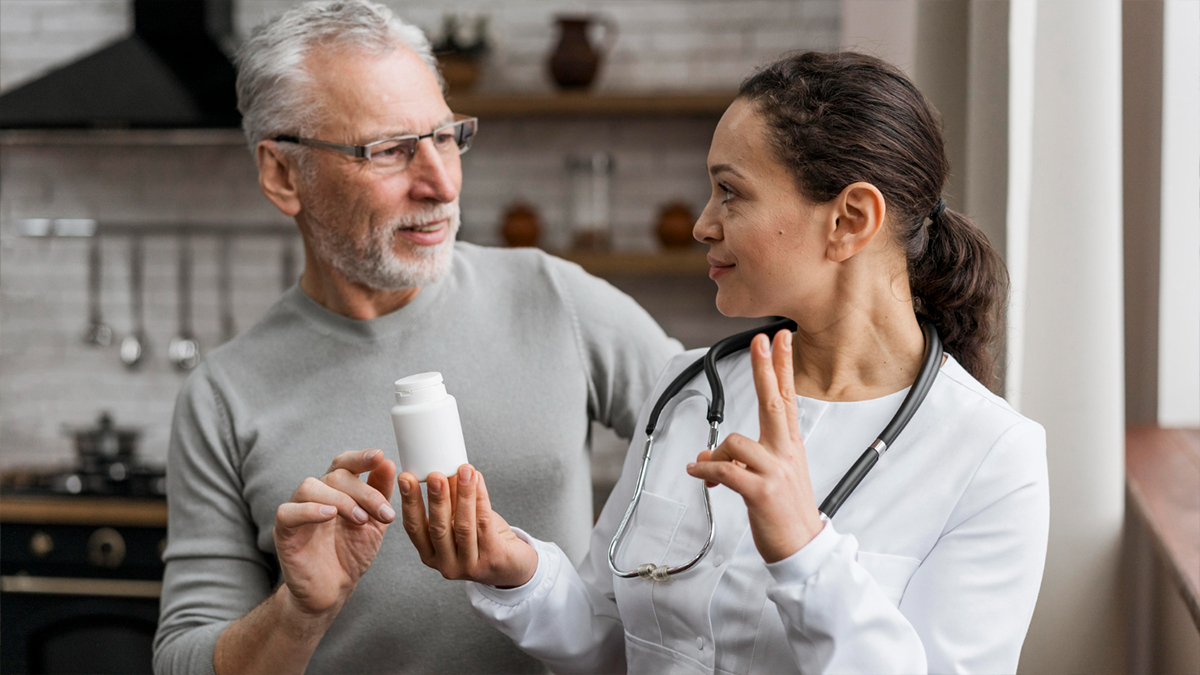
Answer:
[
  {"left": 711, "top": 554, "right": 725, "bottom": 567},
  {"left": 696, "top": 637, "right": 705, "bottom": 651}
]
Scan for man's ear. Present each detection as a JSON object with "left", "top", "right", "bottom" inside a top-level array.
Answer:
[
  {"left": 256, "top": 141, "right": 303, "bottom": 217},
  {"left": 827, "top": 182, "right": 887, "bottom": 263}
]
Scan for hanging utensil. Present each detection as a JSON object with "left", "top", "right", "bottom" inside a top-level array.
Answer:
[
  {"left": 120, "top": 235, "right": 147, "bottom": 369},
  {"left": 167, "top": 235, "right": 201, "bottom": 371},
  {"left": 280, "top": 235, "right": 296, "bottom": 292},
  {"left": 218, "top": 234, "right": 236, "bottom": 343},
  {"left": 82, "top": 236, "right": 113, "bottom": 347}
]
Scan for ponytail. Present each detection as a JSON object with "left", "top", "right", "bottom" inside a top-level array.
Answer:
[
  {"left": 909, "top": 207, "right": 1008, "bottom": 387},
  {"left": 739, "top": 52, "right": 1010, "bottom": 388}
]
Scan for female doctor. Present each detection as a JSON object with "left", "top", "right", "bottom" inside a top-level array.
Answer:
[{"left": 398, "top": 51, "right": 1049, "bottom": 674}]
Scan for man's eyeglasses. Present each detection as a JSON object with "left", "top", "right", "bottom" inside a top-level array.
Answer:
[{"left": 272, "top": 115, "right": 478, "bottom": 170}]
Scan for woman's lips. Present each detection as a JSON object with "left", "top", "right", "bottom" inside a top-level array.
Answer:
[
  {"left": 708, "top": 257, "right": 735, "bottom": 280},
  {"left": 395, "top": 220, "right": 448, "bottom": 246}
]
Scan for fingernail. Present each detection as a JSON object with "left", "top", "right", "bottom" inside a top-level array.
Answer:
[
  {"left": 687, "top": 462, "right": 697, "bottom": 471},
  {"left": 352, "top": 506, "right": 368, "bottom": 522},
  {"left": 783, "top": 331, "right": 793, "bottom": 350},
  {"left": 319, "top": 505, "right": 337, "bottom": 517},
  {"left": 428, "top": 480, "right": 442, "bottom": 495},
  {"left": 365, "top": 448, "right": 380, "bottom": 460},
  {"left": 398, "top": 479, "right": 411, "bottom": 495},
  {"left": 458, "top": 465, "right": 473, "bottom": 485},
  {"left": 379, "top": 504, "right": 396, "bottom": 521}
]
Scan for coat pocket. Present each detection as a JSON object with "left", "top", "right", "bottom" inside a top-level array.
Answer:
[
  {"left": 854, "top": 550, "right": 922, "bottom": 607},
  {"left": 615, "top": 490, "right": 688, "bottom": 568}
]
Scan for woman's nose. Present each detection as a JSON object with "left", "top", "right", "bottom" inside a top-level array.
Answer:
[{"left": 694, "top": 202, "right": 722, "bottom": 243}]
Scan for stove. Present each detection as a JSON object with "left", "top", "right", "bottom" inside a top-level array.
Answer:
[{"left": 1, "top": 413, "right": 166, "bottom": 674}]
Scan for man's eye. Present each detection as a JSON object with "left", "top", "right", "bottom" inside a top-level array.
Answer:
[
  {"left": 375, "top": 143, "right": 407, "bottom": 157},
  {"left": 433, "top": 131, "right": 457, "bottom": 146}
]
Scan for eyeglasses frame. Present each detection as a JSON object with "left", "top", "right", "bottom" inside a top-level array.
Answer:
[{"left": 271, "top": 114, "right": 478, "bottom": 164}]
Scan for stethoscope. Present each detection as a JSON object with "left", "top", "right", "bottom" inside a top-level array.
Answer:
[{"left": 608, "top": 318, "right": 943, "bottom": 582}]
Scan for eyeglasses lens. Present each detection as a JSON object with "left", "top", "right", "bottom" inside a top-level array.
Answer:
[{"left": 369, "top": 118, "right": 477, "bottom": 170}]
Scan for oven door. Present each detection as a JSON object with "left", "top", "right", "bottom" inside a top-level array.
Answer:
[
  {"left": 1, "top": 582, "right": 159, "bottom": 675},
  {"left": 2, "top": 520, "right": 165, "bottom": 675}
]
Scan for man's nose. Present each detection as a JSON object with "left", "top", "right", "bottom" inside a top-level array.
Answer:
[{"left": 407, "top": 140, "right": 460, "bottom": 203}]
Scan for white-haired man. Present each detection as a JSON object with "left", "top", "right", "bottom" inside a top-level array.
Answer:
[{"left": 152, "top": 2, "right": 679, "bottom": 673}]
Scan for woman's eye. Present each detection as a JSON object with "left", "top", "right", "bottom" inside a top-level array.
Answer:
[{"left": 719, "top": 183, "right": 735, "bottom": 204}]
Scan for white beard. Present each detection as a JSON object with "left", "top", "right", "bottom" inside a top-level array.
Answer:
[{"left": 305, "top": 199, "right": 460, "bottom": 291}]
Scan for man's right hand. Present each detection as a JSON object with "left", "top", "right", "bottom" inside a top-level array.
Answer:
[{"left": 273, "top": 448, "right": 398, "bottom": 617}]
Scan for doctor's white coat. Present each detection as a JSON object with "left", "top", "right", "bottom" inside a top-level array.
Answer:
[{"left": 468, "top": 349, "right": 1049, "bottom": 674}]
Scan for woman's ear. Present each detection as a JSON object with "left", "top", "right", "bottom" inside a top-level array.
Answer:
[
  {"left": 826, "top": 182, "right": 887, "bottom": 262},
  {"left": 256, "top": 141, "right": 303, "bottom": 217}
]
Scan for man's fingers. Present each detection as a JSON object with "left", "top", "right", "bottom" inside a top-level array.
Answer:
[
  {"left": 751, "top": 332, "right": 790, "bottom": 450},
  {"left": 327, "top": 447, "right": 387, "bottom": 476},
  {"left": 293, "top": 476, "right": 370, "bottom": 524},
  {"left": 398, "top": 473, "right": 435, "bottom": 564},
  {"left": 453, "top": 465, "right": 479, "bottom": 565},
  {"left": 772, "top": 329, "right": 802, "bottom": 444},
  {"left": 365, "top": 456, "right": 398, "bottom": 505},
  {"left": 324, "top": 469, "right": 395, "bottom": 523},
  {"left": 275, "top": 501, "right": 338, "bottom": 532}
]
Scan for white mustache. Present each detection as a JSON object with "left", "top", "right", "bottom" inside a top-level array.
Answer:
[{"left": 392, "top": 202, "right": 459, "bottom": 230}]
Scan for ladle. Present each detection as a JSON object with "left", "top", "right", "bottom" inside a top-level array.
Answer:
[
  {"left": 218, "top": 234, "right": 236, "bottom": 343},
  {"left": 167, "top": 235, "right": 201, "bottom": 371},
  {"left": 119, "top": 235, "right": 147, "bottom": 368},
  {"left": 82, "top": 236, "right": 113, "bottom": 347}
]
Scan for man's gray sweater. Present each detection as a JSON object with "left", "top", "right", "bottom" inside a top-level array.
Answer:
[{"left": 153, "top": 243, "right": 680, "bottom": 674}]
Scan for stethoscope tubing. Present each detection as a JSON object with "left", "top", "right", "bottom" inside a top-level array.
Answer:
[{"left": 609, "top": 319, "right": 943, "bottom": 581}]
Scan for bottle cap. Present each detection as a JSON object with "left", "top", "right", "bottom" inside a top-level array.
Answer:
[{"left": 394, "top": 372, "right": 448, "bottom": 405}]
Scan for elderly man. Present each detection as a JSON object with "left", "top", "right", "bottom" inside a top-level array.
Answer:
[{"left": 151, "top": 2, "right": 679, "bottom": 673}]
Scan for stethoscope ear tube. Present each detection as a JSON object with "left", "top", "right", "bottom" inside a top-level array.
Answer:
[
  {"left": 818, "top": 448, "right": 880, "bottom": 518},
  {"left": 817, "top": 323, "right": 943, "bottom": 519},
  {"left": 702, "top": 318, "right": 798, "bottom": 425}
]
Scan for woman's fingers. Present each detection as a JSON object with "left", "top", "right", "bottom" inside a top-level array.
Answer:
[
  {"left": 324, "top": 469, "right": 395, "bottom": 523},
  {"left": 687, "top": 456, "right": 754, "bottom": 495},
  {"left": 750, "top": 333, "right": 790, "bottom": 450},
  {"left": 772, "top": 330, "right": 802, "bottom": 445},
  {"left": 425, "top": 472, "right": 458, "bottom": 563},
  {"left": 292, "top": 476, "right": 371, "bottom": 524},
  {"left": 398, "top": 473, "right": 435, "bottom": 563},
  {"left": 453, "top": 465, "right": 479, "bottom": 565}
]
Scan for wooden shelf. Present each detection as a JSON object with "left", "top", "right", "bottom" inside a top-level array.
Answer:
[
  {"left": 555, "top": 249, "right": 710, "bottom": 276},
  {"left": 449, "top": 91, "right": 737, "bottom": 118},
  {"left": 1125, "top": 426, "right": 1200, "bottom": 629},
  {"left": 0, "top": 495, "right": 167, "bottom": 528},
  {"left": 0, "top": 128, "right": 246, "bottom": 146}
]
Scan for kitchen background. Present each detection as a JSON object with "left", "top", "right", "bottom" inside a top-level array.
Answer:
[
  {"left": 2, "top": 1, "right": 1198, "bottom": 674},
  {"left": 0, "top": 0, "right": 839, "bottom": 472}
]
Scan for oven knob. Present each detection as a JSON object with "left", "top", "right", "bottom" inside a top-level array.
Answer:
[
  {"left": 87, "top": 527, "right": 126, "bottom": 568},
  {"left": 29, "top": 531, "right": 54, "bottom": 559}
]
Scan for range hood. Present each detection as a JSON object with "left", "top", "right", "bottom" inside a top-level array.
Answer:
[{"left": 0, "top": 0, "right": 240, "bottom": 129}]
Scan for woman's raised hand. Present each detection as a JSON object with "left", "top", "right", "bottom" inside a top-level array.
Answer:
[
  {"left": 399, "top": 465, "right": 539, "bottom": 589},
  {"left": 686, "top": 330, "right": 825, "bottom": 563}
]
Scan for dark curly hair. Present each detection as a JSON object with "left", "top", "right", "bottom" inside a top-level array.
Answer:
[{"left": 739, "top": 51, "right": 1009, "bottom": 388}]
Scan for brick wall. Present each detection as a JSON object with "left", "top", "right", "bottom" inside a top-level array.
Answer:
[{"left": 0, "top": 0, "right": 838, "bottom": 470}]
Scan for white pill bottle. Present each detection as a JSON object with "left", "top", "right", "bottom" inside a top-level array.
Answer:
[{"left": 390, "top": 372, "right": 469, "bottom": 481}]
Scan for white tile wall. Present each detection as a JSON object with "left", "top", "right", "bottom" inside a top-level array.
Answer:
[{"left": 0, "top": 0, "right": 837, "bottom": 470}]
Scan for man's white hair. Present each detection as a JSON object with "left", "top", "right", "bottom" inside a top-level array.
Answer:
[{"left": 235, "top": 0, "right": 442, "bottom": 151}]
